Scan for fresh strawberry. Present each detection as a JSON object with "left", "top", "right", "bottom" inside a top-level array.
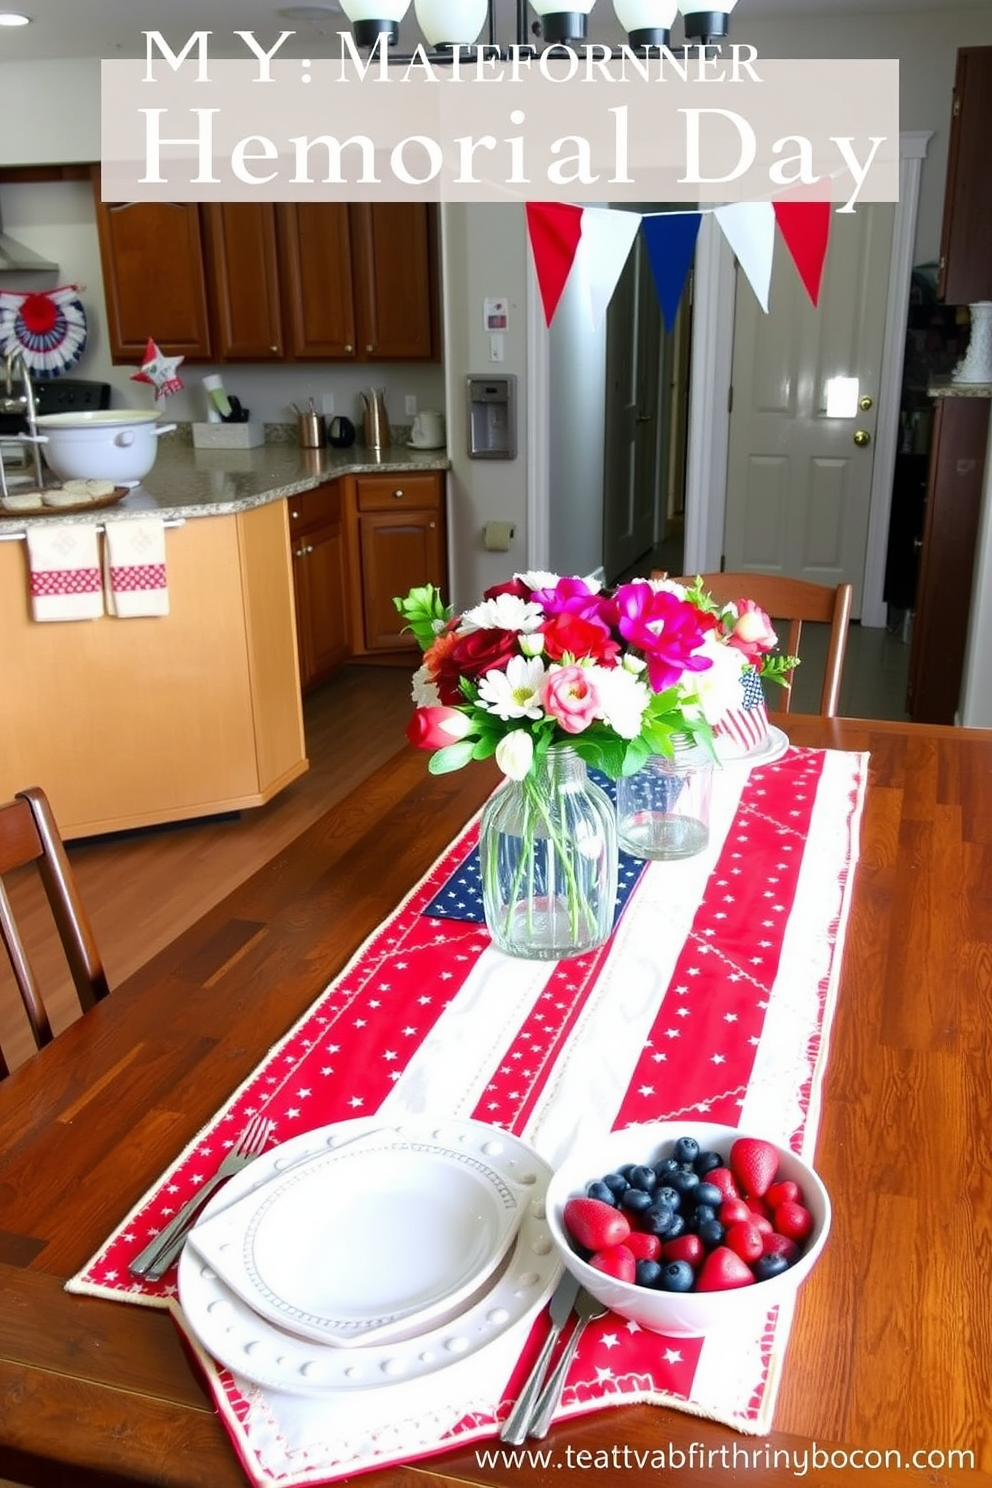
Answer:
[
  {"left": 748, "top": 1212, "right": 774, "bottom": 1236},
  {"left": 625, "top": 1231, "right": 662, "bottom": 1262},
  {"left": 746, "top": 1196, "right": 772, "bottom": 1221},
  {"left": 662, "top": 1233, "right": 705, "bottom": 1268},
  {"left": 729, "top": 1137, "right": 780, "bottom": 1198},
  {"left": 589, "top": 1244, "right": 636, "bottom": 1281},
  {"left": 706, "top": 1166, "right": 740, "bottom": 1201},
  {"left": 719, "top": 1198, "right": 753, "bottom": 1227},
  {"left": 724, "top": 1220, "right": 765, "bottom": 1264},
  {"left": 563, "top": 1196, "right": 631, "bottom": 1251},
  {"left": 696, "top": 1245, "right": 756, "bottom": 1291},
  {"left": 766, "top": 1179, "right": 803, "bottom": 1209},
  {"left": 774, "top": 1201, "right": 814, "bottom": 1242},
  {"left": 762, "top": 1231, "right": 801, "bottom": 1264}
]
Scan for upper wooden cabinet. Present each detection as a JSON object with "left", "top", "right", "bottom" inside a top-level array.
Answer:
[
  {"left": 94, "top": 200, "right": 212, "bottom": 360},
  {"left": 93, "top": 182, "right": 440, "bottom": 365},
  {"left": 938, "top": 46, "right": 992, "bottom": 305}
]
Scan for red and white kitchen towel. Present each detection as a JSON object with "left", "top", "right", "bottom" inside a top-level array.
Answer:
[
  {"left": 69, "top": 745, "right": 868, "bottom": 1487},
  {"left": 24, "top": 518, "right": 168, "bottom": 620}
]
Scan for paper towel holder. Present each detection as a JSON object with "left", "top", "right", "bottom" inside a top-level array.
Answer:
[{"left": 483, "top": 520, "right": 515, "bottom": 552}]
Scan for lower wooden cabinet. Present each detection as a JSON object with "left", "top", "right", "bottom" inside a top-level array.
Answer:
[
  {"left": 345, "top": 472, "right": 447, "bottom": 653},
  {"left": 288, "top": 483, "right": 350, "bottom": 691}
]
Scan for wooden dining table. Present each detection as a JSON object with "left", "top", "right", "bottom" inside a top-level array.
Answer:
[{"left": 0, "top": 714, "right": 989, "bottom": 1488}]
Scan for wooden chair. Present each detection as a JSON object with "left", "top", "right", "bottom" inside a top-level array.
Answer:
[
  {"left": 653, "top": 572, "right": 854, "bottom": 717},
  {"left": 0, "top": 786, "right": 109, "bottom": 1077}
]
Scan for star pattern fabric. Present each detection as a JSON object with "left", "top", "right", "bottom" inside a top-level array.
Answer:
[{"left": 68, "top": 745, "right": 868, "bottom": 1488}]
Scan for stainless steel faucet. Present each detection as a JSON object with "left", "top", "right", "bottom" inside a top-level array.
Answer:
[{"left": 3, "top": 348, "right": 45, "bottom": 488}]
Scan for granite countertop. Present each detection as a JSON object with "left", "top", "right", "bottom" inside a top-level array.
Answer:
[
  {"left": 0, "top": 441, "right": 451, "bottom": 535},
  {"left": 928, "top": 378, "right": 992, "bottom": 399}
]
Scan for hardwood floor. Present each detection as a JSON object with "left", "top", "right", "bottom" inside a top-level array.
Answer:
[{"left": 0, "top": 663, "right": 414, "bottom": 1076}]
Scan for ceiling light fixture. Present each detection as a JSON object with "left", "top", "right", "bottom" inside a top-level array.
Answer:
[
  {"left": 0, "top": 12, "right": 32, "bottom": 25},
  {"left": 337, "top": 0, "right": 738, "bottom": 58}
]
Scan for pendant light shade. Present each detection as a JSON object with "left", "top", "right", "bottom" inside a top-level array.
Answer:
[
  {"left": 414, "top": 0, "right": 488, "bottom": 45},
  {"left": 530, "top": 0, "right": 597, "bottom": 46},
  {"left": 340, "top": 0, "right": 412, "bottom": 46},
  {"left": 612, "top": 0, "right": 677, "bottom": 47},
  {"left": 678, "top": 0, "right": 737, "bottom": 42}
]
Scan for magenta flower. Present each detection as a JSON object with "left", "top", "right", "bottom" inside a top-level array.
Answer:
[{"left": 614, "top": 582, "right": 713, "bottom": 692}]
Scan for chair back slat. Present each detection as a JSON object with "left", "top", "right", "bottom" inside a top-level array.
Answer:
[{"left": 0, "top": 787, "right": 109, "bottom": 1077}]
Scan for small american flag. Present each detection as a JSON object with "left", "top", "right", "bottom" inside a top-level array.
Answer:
[{"left": 715, "top": 666, "right": 769, "bottom": 754}]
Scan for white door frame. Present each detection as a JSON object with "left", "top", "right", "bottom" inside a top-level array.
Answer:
[{"left": 527, "top": 133, "right": 932, "bottom": 623}]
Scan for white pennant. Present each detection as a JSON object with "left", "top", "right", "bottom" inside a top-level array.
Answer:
[
  {"left": 572, "top": 207, "right": 642, "bottom": 330},
  {"left": 713, "top": 202, "right": 777, "bottom": 313}
]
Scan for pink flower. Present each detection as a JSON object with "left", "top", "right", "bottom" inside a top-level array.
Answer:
[
  {"left": 726, "top": 600, "right": 778, "bottom": 662},
  {"left": 406, "top": 706, "right": 471, "bottom": 750},
  {"left": 541, "top": 665, "right": 601, "bottom": 734},
  {"left": 613, "top": 582, "right": 713, "bottom": 692}
]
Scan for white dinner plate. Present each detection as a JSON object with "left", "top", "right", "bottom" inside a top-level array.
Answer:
[
  {"left": 178, "top": 1117, "right": 559, "bottom": 1395},
  {"left": 188, "top": 1126, "right": 523, "bottom": 1346},
  {"left": 721, "top": 725, "right": 790, "bottom": 769}
]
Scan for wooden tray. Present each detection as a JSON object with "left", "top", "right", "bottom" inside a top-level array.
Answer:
[{"left": 0, "top": 487, "right": 129, "bottom": 518}]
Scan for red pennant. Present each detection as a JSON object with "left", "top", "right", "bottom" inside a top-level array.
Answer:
[
  {"left": 525, "top": 202, "right": 584, "bottom": 326},
  {"left": 772, "top": 201, "right": 832, "bottom": 307}
]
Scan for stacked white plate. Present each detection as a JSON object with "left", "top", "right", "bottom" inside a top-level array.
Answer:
[{"left": 178, "top": 1117, "right": 559, "bottom": 1397}]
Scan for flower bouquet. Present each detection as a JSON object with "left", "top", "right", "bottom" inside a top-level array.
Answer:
[{"left": 394, "top": 573, "right": 796, "bottom": 959}]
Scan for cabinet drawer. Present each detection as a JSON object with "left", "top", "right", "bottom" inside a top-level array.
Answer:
[
  {"left": 287, "top": 483, "right": 342, "bottom": 533},
  {"left": 356, "top": 473, "right": 440, "bottom": 511}
]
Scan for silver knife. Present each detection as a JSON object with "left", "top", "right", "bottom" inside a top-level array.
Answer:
[{"left": 499, "top": 1269, "right": 581, "bottom": 1444}]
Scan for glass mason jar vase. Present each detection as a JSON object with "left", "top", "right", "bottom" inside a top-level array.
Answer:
[
  {"left": 479, "top": 745, "right": 619, "bottom": 961},
  {"left": 615, "top": 737, "right": 714, "bottom": 861}
]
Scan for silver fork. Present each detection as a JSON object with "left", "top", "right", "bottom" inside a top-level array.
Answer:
[{"left": 129, "top": 1114, "right": 274, "bottom": 1281}]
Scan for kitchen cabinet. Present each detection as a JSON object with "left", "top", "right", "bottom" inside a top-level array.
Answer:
[
  {"left": 94, "top": 199, "right": 212, "bottom": 360},
  {"left": 288, "top": 482, "right": 350, "bottom": 691},
  {"left": 937, "top": 47, "right": 992, "bottom": 305},
  {"left": 345, "top": 471, "right": 446, "bottom": 653},
  {"left": 0, "top": 501, "right": 306, "bottom": 838},
  {"left": 93, "top": 180, "right": 439, "bottom": 364},
  {"left": 907, "top": 393, "right": 991, "bottom": 723}
]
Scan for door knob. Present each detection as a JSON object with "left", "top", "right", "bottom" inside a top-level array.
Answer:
[
  {"left": 859, "top": 394, "right": 874, "bottom": 411},
  {"left": 853, "top": 429, "right": 871, "bottom": 447}
]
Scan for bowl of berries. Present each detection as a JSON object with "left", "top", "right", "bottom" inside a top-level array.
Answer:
[{"left": 545, "top": 1122, "right": 831, "bottom": 1336}]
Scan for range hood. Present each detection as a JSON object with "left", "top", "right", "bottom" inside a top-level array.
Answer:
[{"left": 0, "top": 210, "right": 58, "bottom": 273}]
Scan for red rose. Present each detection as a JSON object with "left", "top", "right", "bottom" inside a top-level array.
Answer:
[
  {"left": 444, "top": 627, "right": 522, "bottom": 688},
  {"left": 482, "top": 576, "right": 533, "bottom": 602},
  {"left": 541, "top": 611, "right": 619, "bottom": 665}
]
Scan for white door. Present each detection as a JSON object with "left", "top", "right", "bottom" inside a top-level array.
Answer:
[{"left": 723, "top": 205, "right": 895, "bottom": 616}]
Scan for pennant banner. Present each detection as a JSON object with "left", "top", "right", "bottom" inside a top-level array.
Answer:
[
  {"left": 641, "top": 212, "right": 702, "bottom": 333},
  {"left": 773, "top": 200, "right": 832, "bottom": 308},
  {"left": 525, "top": 202, "right": 832, "bottom": 332},
  {"left": 525, "top": 202, "right": 584, "bottom": 328},
  {"left": 572, "top": 208, "right": 641, "bottom": 331}
]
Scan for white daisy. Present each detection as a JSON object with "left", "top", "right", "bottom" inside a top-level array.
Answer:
[
  {"left": 411, "top": 664, "right": 440, "bottom": 706},
  {"left": 477, "top": 655, "right": 546, "bottom": 720},
  {"left": 459, "top": 593, "right": 545, "bottom": 634},
  {"left": 593, "top": 665, "right": 650, "bottom": 739}
]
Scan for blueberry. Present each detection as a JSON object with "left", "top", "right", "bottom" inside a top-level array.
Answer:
[
  {"left": 690, "top": 1204, "right": 717, "bottom": 1227},
  {"left": 693, "top": 1182, "right": 723, "bottom": 1209},
  {"left": 696, "top": 1218, "right": 725, "bottom": 1248},
  {"left": 620, "top": 1187, "right": 653, "bottom": 1215},
  {"left": 754, "top": 1253, "right": 790, "bottom": 1281},
  {"left": 673, "top": 1136, "right": 700, "bottom": 1165},
  {"left": 660, "top": 1259, "right": 695, "bottom": 1292},
  {"left": 693, "top": 1150, "right": 723, "bottom": 1177},
  {"left": 663, "top": 1212, "right": 686, "bottom": 1241},
  {"left": 640, "top": 1202, "right": 677, "bottom": 1236},
  {"left": 601, "top": 1171, "right": 629, "bottom": 1197},
  {"left": 655, "top": 1185, "right": 681, "bottom": 1211},
  {"left": 653, "top": 1156, "right": 680, "bottom": 1181},
  {"left": 669, "top": 1169, "right": 700, "bottom": 1199},
  {"left": 635, "top": 1259, "right": 663, "bottom": 1288},
  {"left": 627, "top": 1164, "right": 657, "bottom": 1193},
  {"left": 586, "top": 1179, "right": 617, "bottom": 1206}
]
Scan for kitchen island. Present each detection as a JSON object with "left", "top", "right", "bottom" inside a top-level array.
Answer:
[{"left": 0, "top": 439, "right": 450, "bottom": 839}]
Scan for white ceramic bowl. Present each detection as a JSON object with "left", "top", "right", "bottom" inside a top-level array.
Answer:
[
  {"left": 545, "top": 1121, "right": 831, "bottom": 1336},
  {"left": 27, "top": 410, "right": 175, "bottom": 484}
]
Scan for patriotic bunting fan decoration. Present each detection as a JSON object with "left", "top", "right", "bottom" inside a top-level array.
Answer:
[{"left": 0, "top": 284, "right": 88, "bottom": 378}]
